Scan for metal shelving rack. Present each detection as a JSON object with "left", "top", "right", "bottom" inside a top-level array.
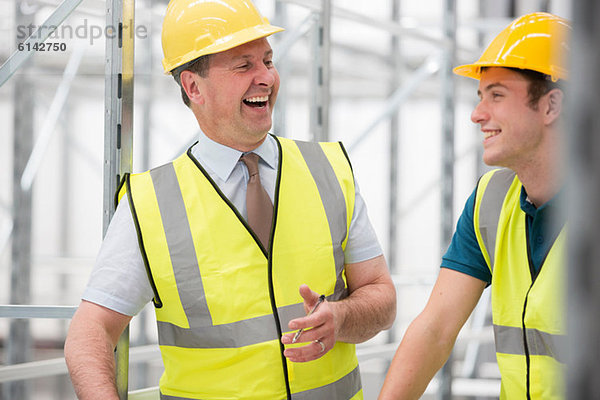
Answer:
[{"left": 1, "top": 0, "right": 592, "bottom": 399}]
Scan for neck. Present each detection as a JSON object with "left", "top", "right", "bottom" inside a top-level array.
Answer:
[
  {"left": 514, "top": 162, "right": 562, "bottom": 208},
  {"left": 510, "top": 124, "right": 563, "bottom": 207}
]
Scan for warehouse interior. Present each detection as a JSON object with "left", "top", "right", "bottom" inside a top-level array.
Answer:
[{"left": 1, "top": 0, "right": 599, "bottom": 399}]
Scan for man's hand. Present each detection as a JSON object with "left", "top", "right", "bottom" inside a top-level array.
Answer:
[{"left": 281, "top": 284, "right": 335, "bottom": 362}]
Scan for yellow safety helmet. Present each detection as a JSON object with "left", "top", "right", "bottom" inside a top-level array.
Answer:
[
  {"left": 161, "top": 0, "right": 284, "bottom": 74},
  {"left": 454, "top": 12, "right": 570, "bottom": 82}
]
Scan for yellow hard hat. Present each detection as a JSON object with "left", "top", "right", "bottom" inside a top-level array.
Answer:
[
  {"left": 161, "top": 0, "right": 284, "bottom": 74},
  {"left": 454, "top": 12, "right": 570, "bottom": 81}
]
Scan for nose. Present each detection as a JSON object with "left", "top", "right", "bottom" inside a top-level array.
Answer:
[
  {"left": 253, "top": 64, "right": 277, "bottom": 87},
  {"left": 471, "top": 100, "right": 488, "bottom": 125}
]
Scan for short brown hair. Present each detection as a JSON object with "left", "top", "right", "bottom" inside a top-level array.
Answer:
[
  {"left": 509, "top": 68, "right": 563, "bottom": 109},
  {"left": 482, "top": 66, "right": 563, "bottom": 110},
  {"left": 171, "top": 54, "right": 211, "bottom": 107}
]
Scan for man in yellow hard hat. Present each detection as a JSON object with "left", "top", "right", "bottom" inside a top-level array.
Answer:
[
  {"left": 378, "top": 12, "right": 569, "bottom": 400},
  {"left": 64, "top": 0, "right": 396, "bottom": 399}
]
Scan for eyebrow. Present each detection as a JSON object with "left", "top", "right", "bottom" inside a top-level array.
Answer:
[
  {"left": 231, "top": 50, "right": 274, "bottom": 62},
  {"left": 477, "top": 82, "right": 508, "bottom": 97}
]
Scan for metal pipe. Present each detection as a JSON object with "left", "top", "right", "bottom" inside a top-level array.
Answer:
[
  {"left": 273, "top": 11, "right": 319, "bottom": 63},
  {"left": 567, "top": 1, "right": 600, "bottom": 399},
  {"left": 0, "top": 305, "right": 77, "bottom": 319},
  {"left": 104, "top": 0, "right": 136, "bottom": 397},
  {"left": 309, "top": 0, "right": 331, "bottom": 142},
  {"left": 20, "top": 45, "right": 85, "bottom": 192},
  {"left": 0, "top": 344, "right": 161, "bottom": 384},
  {"left": 277, "top": 0, "right": 478, "bottom": 55},
  {"left": 347, "top": 54, "right": 440, "bottom": 152},
  {"left": 436, "top": 1, "right": 456, "bottom": 399},
  {"left": 386, "top": 0, "right": 401, "bottom": 345},
  {"left": 0, "top": 0, "right": 84, "bottom": 87}
]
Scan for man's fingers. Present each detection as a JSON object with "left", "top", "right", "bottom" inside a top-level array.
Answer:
[{"left": 298, "top": 284, "right": 319, "bottom": 305}]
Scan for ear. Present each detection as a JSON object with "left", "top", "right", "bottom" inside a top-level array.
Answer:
[
  {"left": 180, "top": 70, "right": 205, "bottom": 105},
  {"left": 543, "top": 88, "right": 563, "bottom": 125}
]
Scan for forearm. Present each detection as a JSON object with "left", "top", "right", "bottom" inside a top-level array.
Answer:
[
  {"left": 65, "top": 302, "right": 130, "bottom": 400},
  {"left": 331, "top": 280, "right": 396, "bottom": 343},
  {"left": 378, "top": 316, "right": 454, "bottom": 400},
  {"left": 65, "top": 319, "right": 119, "bottom": 399}
]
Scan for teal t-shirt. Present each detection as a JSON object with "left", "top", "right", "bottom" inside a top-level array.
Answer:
[{"left": 441, "top": 183, "right": 564, "bottom": 284}]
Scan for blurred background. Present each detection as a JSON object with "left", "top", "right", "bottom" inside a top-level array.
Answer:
[{"left": 2, "top": 0, "right": 598, "bottom": 399}]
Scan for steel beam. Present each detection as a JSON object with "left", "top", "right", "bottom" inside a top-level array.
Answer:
[
  {"left": 568, "top": 1, "right": 600, "bottom": 399},
  {"left": 20, "top": 46, "right": 85, "bottom": 192},
  {"left": 309, "top": 0, "right": 331, "bottom": 141},
  {"left": 386, "top": 0, "right": 401, "bottom": 345},
  {"left": 347, "top": 55, "right": 440, "bottom": 152},
  {"left": 0, "top": 0, "right": 84, "bottom": 87},
  {"left": 0, "top": 305, "right": 77, "bottom": 319},
  {"left": 5, "top": 3, "right": 35, "bottom": 398},
  {"left": 436, "top": 1, "right": 456, "bottom": 399},
  {"left": 104, "top": 0, "right": 135, "bottom": 398}
]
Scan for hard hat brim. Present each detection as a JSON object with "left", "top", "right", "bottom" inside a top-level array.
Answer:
[
  {"left": 453, "top": 62, "right": 568, "bottom": 82},
  {"left": 453, "top": 64, "right": 482, "bottom": 80}
]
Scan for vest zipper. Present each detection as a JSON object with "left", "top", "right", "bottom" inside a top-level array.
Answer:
[
  {"left": 188, "top": 143, "right": 291, "bottom": 398},
  {"left": 267, "top": 137, "right": 292, "bottom": 400},
  {"left": 521, "top": 288, "right": 533, "bottom": 400},
  {"left": 523, "top": 219, "right": 536, "bottom": 400}
]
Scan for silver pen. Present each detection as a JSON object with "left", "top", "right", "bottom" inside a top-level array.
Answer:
[{"left": 291, "top": 294, "right": 325, "bottom": 343}]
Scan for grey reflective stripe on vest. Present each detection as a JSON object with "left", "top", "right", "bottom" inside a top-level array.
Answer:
[
  {"left": 159, "top": 365, "right": 361, "bottom": 400},
  {"left": 295, "top": 140, "right": 348, "bottom": 301},
  {"left": 150, "top": 164, "right": 212, "bottom": 328},
  {"left": 150, "top": 144, "right": 351, "bottom": 348},
  {"left": 159, "top": 297, "right": 342, "bottom": 348},
  {"left": 478, "top": 168, "right": 516, "bottom": 269},
  {"left": 494, "top": 324, "right": 566, "bottom": 363},
  {"left": 157, "top": 314, "right": 279, "bottom": 348},
  {"left": 292, "top": 364, "right": 362, "bottom": 400}
]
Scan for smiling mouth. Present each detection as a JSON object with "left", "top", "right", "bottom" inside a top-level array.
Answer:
[
  {"left": 484, "top": 130, "right": 500, "bottom": 139},
  {"left": 243, "top": 95, "right": 269, "bottom": 108}
]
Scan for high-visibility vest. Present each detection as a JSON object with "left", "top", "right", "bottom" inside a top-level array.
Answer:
[
  {"left": 473, "top": 168, "right": 566, "bottom": 400},
  {"left": 118, "top": 136, "right": 363, "bottom": 400}
]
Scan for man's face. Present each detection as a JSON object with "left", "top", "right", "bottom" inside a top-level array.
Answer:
[
  {"left": 195, "top": 38, "right": 279, "bottom": 151},
  {"left": 471, "top": 67, "right": 547, "bottom": 170}
]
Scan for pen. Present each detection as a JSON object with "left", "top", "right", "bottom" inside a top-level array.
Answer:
[{"left": 291, "top": 294, "right": 325, "bottom": 343}]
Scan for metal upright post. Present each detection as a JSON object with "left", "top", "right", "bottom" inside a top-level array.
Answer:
[
  {"left": 387, "top": 0, "right": 401, "bottom": 344},
  {"left": 5, "top": 2, "right": 35, "bottom": 398},
  {"left": 273, "top": 0, "right": 289, "bottom": 138},
  {"left": 568, "top": 2, "right": 600, "bottom": 399},
  {"left": 105, "top": 0, "right": 135, "bottom": 398},
  {"left": 134, "top": 0, "right": 153, "bottom": 390},
  {"left": 140, "top": 0, "right": 153, "bottom": 172},
  {"left": 309, "top": 0, "right": 331, "bottom": 142},
  {"left": 437, "top": 0, "right": 456, "bottom": 399}
]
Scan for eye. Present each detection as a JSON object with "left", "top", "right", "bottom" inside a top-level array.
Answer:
[
  {"left": 491, "top": 92, "right": 503, "bottom": 99},
  {"left": 264, "top": 59, "right": 274, "bottom": 68},
  {"left": 236, "top": 63, "right": 251, "bottom": 70}
]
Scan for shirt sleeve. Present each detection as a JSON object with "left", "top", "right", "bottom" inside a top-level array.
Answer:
[
  {"left": 343, "top": 179, "right": 384, "bottom": 264},
  {"left": 82, "top": 194, "right": 154, "bottom": 316},
  {"left": 441, "top": 188, "right": 492, "bottom": 285}
]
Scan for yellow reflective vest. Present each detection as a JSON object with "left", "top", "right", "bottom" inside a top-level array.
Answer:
[
  {"left": 118, "top": 136, "right": 363, "bottom": 400},
  {"left": 474, "top": 169, "right": 566, "bottom": 400}
]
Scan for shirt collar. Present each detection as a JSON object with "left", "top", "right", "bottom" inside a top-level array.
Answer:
[
  {"left": 190, "top": 131, "right": 277, "bottom": 181},
  {"left": 519, "top": 185, "right": 564, "bottom": 218}
]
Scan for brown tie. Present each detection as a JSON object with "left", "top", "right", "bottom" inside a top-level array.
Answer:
[{"left": 240, "top": 153, "right": 273, "bottom": 250}]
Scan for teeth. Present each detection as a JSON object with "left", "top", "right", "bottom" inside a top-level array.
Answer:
[
  {"left": 484, "top": 130, "right": 500, "bottom": 139},
  {"left": 245, "top": 96, "right": 269, "bottom": 103}
]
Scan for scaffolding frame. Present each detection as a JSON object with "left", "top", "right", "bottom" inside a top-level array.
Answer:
[{"left": 3, "top": 0, "right": 584, "bottom": 399}]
